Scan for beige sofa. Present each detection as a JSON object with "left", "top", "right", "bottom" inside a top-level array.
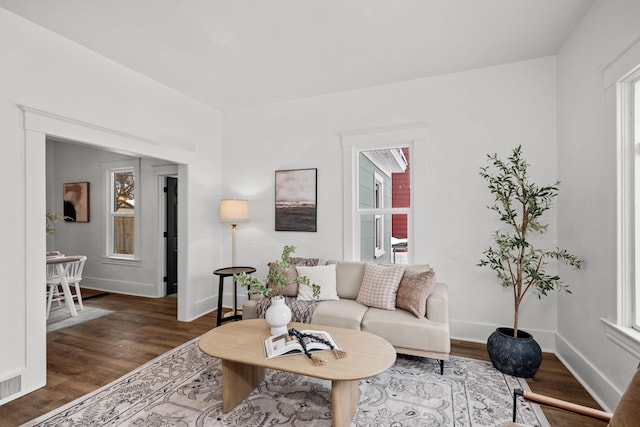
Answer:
[{"left": 242, "top": 260, "right": 450, "bottom": 373}]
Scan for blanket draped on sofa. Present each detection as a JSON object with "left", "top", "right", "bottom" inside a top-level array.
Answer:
[{"left": 256, "top": 297, "right": 319, "bottom": 324}]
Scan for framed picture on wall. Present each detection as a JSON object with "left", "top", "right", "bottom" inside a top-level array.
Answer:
[
  {"left": 63, "top": 182, "right": 90, "bottom": 222},
  {"left": 275, "top": 168, "right": 317, "bottom": 232}
]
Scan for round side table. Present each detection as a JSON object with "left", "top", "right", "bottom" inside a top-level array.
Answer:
[{"left": 213, "top": 266, "right": 256, "bottom": 326}]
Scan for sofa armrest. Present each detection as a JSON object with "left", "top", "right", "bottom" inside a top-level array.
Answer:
[{"left": 426, "top": 283, "right": 449, "bottom": 323}]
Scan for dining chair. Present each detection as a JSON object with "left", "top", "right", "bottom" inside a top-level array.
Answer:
[{"left": 46, "top": 255, "right": 87, "bottom": 319}]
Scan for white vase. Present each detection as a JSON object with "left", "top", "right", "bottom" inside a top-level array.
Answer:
[{"left": 265, "top": 295, "right": 292, "bottom": 336}]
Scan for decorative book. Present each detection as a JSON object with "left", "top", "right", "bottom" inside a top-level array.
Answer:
[{"left": 264, "top": 329, "right": 340, "bottom": 359}]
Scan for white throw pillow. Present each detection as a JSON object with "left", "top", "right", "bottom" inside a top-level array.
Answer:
[{"left": 295, "top": 264, "right": 339, "bottom": 301}]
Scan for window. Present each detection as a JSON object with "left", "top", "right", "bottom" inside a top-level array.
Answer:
[
  {"left": 340, "top": 123, "right": 426, "bottom": 264},
  {"left": 632, "top": 76, "right": 640, "bottom": 330},
  {"left": 104, "top": 160, "right": 140, "bottom": 260},
  {"left": 635, "top": 78, "right": 640, "bottom": 329},
  {"left": 112, "top": 169, "right": 135, "bottom": 255},
  {"left": 358, "top": 148, "right": 409, "bottom": 263},
  {"left": 620, "top": 68, "right": 640, "bottom": 331},
  {"left": 374, "top": 172, "right": 385, "bottom": 258}
]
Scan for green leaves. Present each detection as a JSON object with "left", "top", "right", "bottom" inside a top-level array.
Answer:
[
  {"left": 478, "top": 145, "right": 582, "bottom": 336},
  {"left": 234, "top": 245, "right": 320, "bottom": 299},
  {"left": 46, "top": 211, "right": 68, "bottom": 235}
]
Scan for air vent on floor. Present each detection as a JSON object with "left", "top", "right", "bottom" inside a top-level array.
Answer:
[{"left": 0, "top": 375, "right": 21, "bottom": 400}]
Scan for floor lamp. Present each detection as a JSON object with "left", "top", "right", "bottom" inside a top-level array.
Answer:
[{"left": 219, "top": 199, "right": 250, "bottom": 267}]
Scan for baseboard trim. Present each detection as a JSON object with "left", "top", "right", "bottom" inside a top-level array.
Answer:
[
  {"left": 450, "top": 319, "right": 556, "bottom": 352},
  {"left": 82, "top": 276, "right": 158, "bottom": 298},
  {"left": 555, "top": 333, "right": 622, "bottom": 412}
]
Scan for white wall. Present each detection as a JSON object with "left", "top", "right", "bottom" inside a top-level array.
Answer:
[
  {"left": 223, "top": 56, "right": 561, "bottom": 348},
  {"left": 556, "top": 0, "right": 640, "bottom": 411},
  {"left": 0, "top": 8, "right": 223, "bottom": 404}
]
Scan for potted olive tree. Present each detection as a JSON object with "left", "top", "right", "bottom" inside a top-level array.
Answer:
[{"left": 478, "top": 145, "right": 582, "bottom": 377}]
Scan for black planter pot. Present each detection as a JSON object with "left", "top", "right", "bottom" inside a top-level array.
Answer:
[{"left": 487, "top": 327, "right": 542, "bottom": 378}]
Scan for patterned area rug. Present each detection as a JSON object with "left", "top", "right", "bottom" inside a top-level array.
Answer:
[{"left": 23, "top": 338, "right": 549, "bottom": 427}]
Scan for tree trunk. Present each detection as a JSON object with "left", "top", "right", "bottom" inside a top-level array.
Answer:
[{"left": 513, "top": 301, "right": 520, "bottom": 337}]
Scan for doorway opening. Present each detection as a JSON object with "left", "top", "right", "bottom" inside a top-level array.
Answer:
[{"left": 165, "top": 176, "right": 178, "bottom": 296}]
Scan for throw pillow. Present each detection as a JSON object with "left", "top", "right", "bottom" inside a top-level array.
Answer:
[
  {"left": 268, "top": 258, "right": 328, "bottom": 297},
  {"left": 356, "top": 263, "right": 405, "bottom": 310},
  {"left": 267, "top": 264, "right": 299, "bottom": 297},
  {"left": 396, "top": 269, "right": 436, "bottom": 318},
  {"left": 295, "top": 264, "right": 339, "bottom": 301}
]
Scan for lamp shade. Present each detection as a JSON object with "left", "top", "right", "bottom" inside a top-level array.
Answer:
[{"left": 220, "top": 199, "right": 249, "bottom": 222}]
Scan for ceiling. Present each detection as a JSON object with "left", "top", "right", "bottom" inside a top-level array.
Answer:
[{"left": 0, "top": 0, "right": 596, "bottom": 111}]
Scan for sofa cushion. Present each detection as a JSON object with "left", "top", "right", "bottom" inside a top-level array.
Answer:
[
  {"left": 328, "top": 260, "right": 366, "bottom": 299},
  {"left": 296, "top": 264, "right": 339, "bottom": 301},
  {"left": 311, "top": 299, "right": 369, "bottom": 330},
  {"left": 396, "top": 269, "right": 437, "bottom": 318},
  {"left": 361, "top": 307, "right": 451, "bottom": 354},
  {"left": 403, "top": 264, "right": 432, "bottom": 274},
  {"left": 356, "top": 263, "right": 405, "bottom": 310}
]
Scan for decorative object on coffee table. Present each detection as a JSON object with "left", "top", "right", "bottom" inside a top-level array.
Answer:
[
  {"left": 264, "top": 295, "right": 292, "bottom": 335},
  {"left": 234, "top": 245, "right": 320, "bottom": 298},
  {"left": 478, "top": 145, "right": 582, "bottom": 377},
  {"left": 235, "top": 245, "right": 319, "bottom": 333}
]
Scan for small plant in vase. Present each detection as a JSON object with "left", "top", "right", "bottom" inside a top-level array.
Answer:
[
  {"left": 46, "top": 211, "right": 68, "bottom": 235},
  {"left": 478, "top": 145, "right": 582, "bottom": 377},
  {"left": 234, "top": 245, "right": 320, "bottom": 335}
]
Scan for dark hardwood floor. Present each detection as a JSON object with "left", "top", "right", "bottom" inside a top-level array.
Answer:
[{"left": 0, "top": 291, "right": 608, "bottom": 426}]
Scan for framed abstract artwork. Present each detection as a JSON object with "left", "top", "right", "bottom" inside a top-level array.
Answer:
[
  {"left": 275, "top": 168, "right": 317, "bottom": 232},
  {"left": 63, "top": 182, "right": 90, "bottom": 222}
]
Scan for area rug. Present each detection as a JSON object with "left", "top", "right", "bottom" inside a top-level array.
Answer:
[
  {"left": 23, "top": 338, "right": 549, "bottom": 426},
  {"left": 47, "top": 305, "right": 114, "bottom": 333}
]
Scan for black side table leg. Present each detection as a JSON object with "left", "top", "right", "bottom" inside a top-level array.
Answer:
[{"left": 216, "top": 276, "right": 224, "bottom": 327}]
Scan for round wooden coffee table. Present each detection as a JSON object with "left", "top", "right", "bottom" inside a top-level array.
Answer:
[{"left": 199, "top": 319, "right": 396, "bottom": 427}]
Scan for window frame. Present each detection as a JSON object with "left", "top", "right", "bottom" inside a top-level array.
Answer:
[
  {"left": 620, "top": 69, "right": 640, "bottom": 331},
  {"left": 373, "top": 171, "right": 385, "bottom": 258},
  {"left": 103, "top": 159, "right": 141, "bottom": 261},
  {"left": 340, "top": 124, "right": 426, "bottom": 263}
]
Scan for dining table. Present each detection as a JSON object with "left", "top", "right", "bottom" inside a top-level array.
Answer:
[{"left": 46, "top": 255, "right": 82, "bottom": 317}]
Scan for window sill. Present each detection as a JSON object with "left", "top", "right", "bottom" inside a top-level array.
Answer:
[
  {"left": 601, "top": 318, "right": 640, "bottom": 359},
  {"left": 102, "top": 256, "right": 142, "bottom": 267},
  {"left": 374, "top": 250, "right": 386, "bottom": 259}
]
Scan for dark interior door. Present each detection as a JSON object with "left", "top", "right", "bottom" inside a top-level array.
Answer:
[{"left": 165, "top": 177, "right": 178, "bottom": 295}]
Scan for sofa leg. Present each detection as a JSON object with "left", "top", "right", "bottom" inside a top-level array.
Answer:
[{"left": 439, "top": 359, "right": 444, "bottom": 375}]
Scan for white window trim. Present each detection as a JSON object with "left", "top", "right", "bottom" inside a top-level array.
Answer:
[
  {"left": 339, "top": 123, "right": 427, "bottom": 262},
  {"left": 373, "top": 171, "right": 385, "bottom": 258},
  {"left": 102, "top": 159, "right": 141, "bottom": 261},
  {"left": 607, "top": 34, "right": 640, "bottom": 356}
]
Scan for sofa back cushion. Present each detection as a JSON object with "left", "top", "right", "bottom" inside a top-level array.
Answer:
[
  {"left": 403, "top": 264, "right": 432, "bottom": 274},
  {"left": 327, "top": 261, "right": 366, "bottom": 299}
]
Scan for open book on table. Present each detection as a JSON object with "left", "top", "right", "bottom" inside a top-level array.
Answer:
[{"left": 264, "top": 329, "right": 341, "bottom": 359}]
